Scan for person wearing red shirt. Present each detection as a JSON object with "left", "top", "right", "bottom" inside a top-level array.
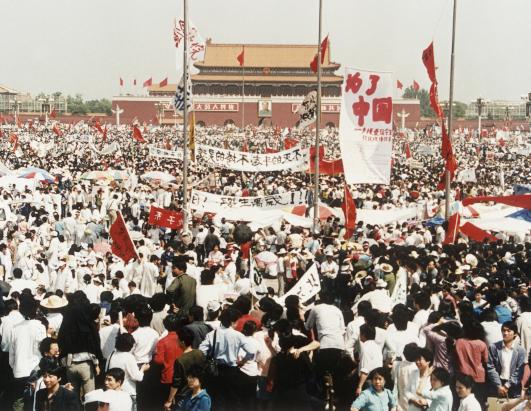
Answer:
[
  {"left": 233, "top": 296, "right": 261, "bottom": 333},
  {"left": 153, "top": 314, "right": 183, "bottom": 402}
]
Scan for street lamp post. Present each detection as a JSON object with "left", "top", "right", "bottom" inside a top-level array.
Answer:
[{"left": 476, "top": 97, "right": 486, "bottom": 135}]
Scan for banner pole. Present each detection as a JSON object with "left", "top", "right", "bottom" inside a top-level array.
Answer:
[{"left": 313, "top": 0, "right": 323, "bottom": 234}]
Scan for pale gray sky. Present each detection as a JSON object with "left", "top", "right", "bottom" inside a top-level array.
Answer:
[{"left": 1, "top": 0, "right": 530, "bottom": 103}]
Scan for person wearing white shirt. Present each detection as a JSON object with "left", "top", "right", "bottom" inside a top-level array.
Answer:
[
  {"left": 385, "top": 307, "right": 420, "bottom": 360},
  {"left": 357, "top": 324, "right": 384, "bottom": 396},
  {"left": 100, "top": 317, "right": 121, "bottom": 361},
  {"left": 0, "top": 300, "right": 24, "bottom": 353},
  {"left": 131, "top": 307, "right": 159, "bottom": 364},
  {"left": 8, "top": 268, "right": 37, "bottom": 297},
  {"left": 455, "top": 373, "right": 482, "bottom": 411}
]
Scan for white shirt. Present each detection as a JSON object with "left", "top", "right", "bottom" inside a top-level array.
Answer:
[
  {"left": 359, "top": 339, "right": 383, "bottom": 375},
  {"left": 131, "top": 326, "right": 159, "bottom": 364},
  {"left": 321, "top": 260, "right": 339, "bottom": 279},
  {"left": 107, "top": 351, "right": 144, "bottom": 395},
  {"left": 305, "top": 303, "right": 345, "bottom": 350},
  {"left": 100, "top": 324, "right": 120, "bottom": 360},
  {"left": 9, "top": 319, "right": 46, "bottom": 378},
  {"left": 85, "top": 388, "right": 133, "bottom": 411},
  {"left": 385, "top": 322, "right": 420, "bottom": 359},
  {"left": 500, "top": 344, "right": 514, "bottom": 380},
  {"left": 458, "top": 394, "right": 482, "bottom": 411},
  {"left": 482, "top": 321, "right": 503, "bottom": 346},
  {"left": 356, "top": 289, "right": 394, "bottom": 313},
  {"left": 0, "top": 310, "right": 24, "bottom": 352}
]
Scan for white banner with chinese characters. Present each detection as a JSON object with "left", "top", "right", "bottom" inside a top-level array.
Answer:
[
  {"left": 148, "top": 146, "right": 184, "bottom": 161},
  {"left": 195, "top": 145, "right": 309, "bottom": 172},
  {"left": 190, "top": 189, "right": 308, "bottom": 212},
  {"left": 276, "top": 264, "right": 321, "bottom": 305},
  {"left": 339, "top": 68, "right": 393, "bottom": 184}
]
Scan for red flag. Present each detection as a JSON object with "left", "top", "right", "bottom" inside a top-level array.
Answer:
[
  {"left": 164, "top": 139, "right": 172, "bottom": 150},
  {"left": 133, "top": 79, "right": 137, "bottom": 86},
  {"left": 341, "top": 185, "right": 357, "bottom": 239},
  {"left": 405, "top": 142, "right": 412, "bottom": 159},
  {"left": 283, "top": 137, "right": 299, "bottom": 150},
  {"left": 462, "top": 194, "right": 531, "bottom": 210},
  {"left": 9, "top": 133, "right": 18, "bottom": 152},
  {"left": 396, "top": 79, "right": 403, "bottom": 90},
  {"left": 110, "top": 212, "right": 138, "bottom": 263},
  {"left": 412, "top": 80, "right": 420, "bottom": 92},
  {"left": 102, "top": 125, "right": 107, "bottom": 142},
  {"left": 237, "top": 48, "right": 245, "bottom": 67},
  {"left": 309, "top": 145, "right": 325, "bottom": 160},
  {"left": 50, "top": 110, "right": 57, "bottom": 119},
  {"left": 441, "top": 123, "right": 453, "bottom": 160},
  {"left": 159, "top": 77, "right": 168, "bottom": 87},
  {"left": 132, "top": 126, "right": 146, "bottom": 143},
  {"left": 148, "top": 206, "right": 184, "bottom": 230},
  {"left": 429, "top": 83, "right": 443, "bottom": 118},
  {"left": 143, "top": 77, "right": 152, "bottom": 87},
  {"left": 443, "top": 213, "right": 461, "bottom": 244},
  {"left": 119, "top": 77, "right": 124, "bottom": 86},
  {"left": 459, "top": 222, "right": 497, "bottom": 243},
  {"left": 422, "top": 42, "right": 437, "bottom": 83},
  {"left": 242, "top": 140, "right": 248, "bottom": 152},
  {"left": 310, "top": 35, "right": 329, "bottom": 73},
  {"left": 265, "top": 147, "right": 278, "bottom": 154},
  {"left": 93, "top": 120, "right": 103, "bottom": 134},
  {"left": 52, "top": 124, "right": 62, "bottom": 137}
]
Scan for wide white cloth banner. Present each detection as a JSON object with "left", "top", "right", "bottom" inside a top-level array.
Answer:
[
  {"left": 190, "top": 189, "right": 308, "bottom": 211},
  {"left": 195, "top": 144, "right": 308, "bottom": 172},
  {"left": 148, "top": 146, "right": 183, "bottom": 161},
  {"left": 457, "top": 168, "right": 477, "bottom": 183},
  {"left": 339, "top": 68, "right": 393, "bottom": 184},
  {"left": 89, "top": 142, "right": 120, "bottom": 156},
  {"left": 276, "top": 264, "right": 321, "bottom": 305}
]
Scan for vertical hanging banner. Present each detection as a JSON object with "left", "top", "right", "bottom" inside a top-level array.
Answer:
[{"left": 339, "top": 68, "right": 393, "bottom": 184}]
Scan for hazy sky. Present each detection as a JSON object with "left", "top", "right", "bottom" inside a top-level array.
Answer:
[{"left": 1, "top": 0, "right": 530, "bottom": 103}]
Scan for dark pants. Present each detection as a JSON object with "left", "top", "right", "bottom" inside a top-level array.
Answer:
[
  {"left": 209, "top": 365, "right": 244, "bottom": 411},
  {"left": 314, "top": 348, "right": 345, "bottom": 402},
  {"left": 238, "top": 370, "right": 258, "bottom": 410}
]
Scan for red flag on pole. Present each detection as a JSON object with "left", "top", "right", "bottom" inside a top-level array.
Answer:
[
  {"left": 237, "top": 47, "right": 244, "bottom": 67},
  {"left": 132, "top": 125, "right": 146, "bottom": 143},
  {"left": 9, "top": 133, "right": 18, "bottom": 152},
  {"left": 52, "top": 124, "right": 62, "bottom": 137},
  {"left": 159, "top": 77, "right": 168, "bottom": 87},
  {"left": 341, "top": 185, "right": 357, "bottom": 239},
  {"left": 133, "top": 79, "right": 137, "bottom": 86},
  {"left": 405, "top": 142, "right": 412, "bottom": 159},
  {"left": 50, "top": 110, "right": 57, "bottom": 119},
  {"left": 412, "top": 80, "right": 420, "bottom": 92},
  {"left": 102, "top": 125, "right": 107, "bottom": 142},
  {"left": 422, "top": 42, "right": 437, "bottom": 83},
  {"left": 110, "top": 212, "right": 138, "bottom": 263},
  {"left": 396, "top": 79, "right": 403, "bottom": 90},
  {"left": 93, "top": 120, "right": 103, "bottom": 134},
  {"left": 143, "top": 77, "right": 152, "bottom": 87},
  {"left": 148, "top": 206, "right": 184, "bottom": 230},
  {"left": 459, "top": 222, "right": 497, "bottom": 243},
  {"left": 443, "top": 213, "right": 461, "bottom": 244},
  {"left": 119, "top": 77, "right": 124, "bottom": 86},
  {"left": 310, "top": 35, "right": 329, "bottom": 73}
]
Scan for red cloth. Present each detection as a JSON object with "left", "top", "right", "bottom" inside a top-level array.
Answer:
[
  {"left": 143, "top": 77, "right": 152, "bottom": 87},
  {"left": 119, "top": 77, "right": 124, "bottom": 86},
  {"left": 396, "top": 79, "right": 403, "bottom": 90},
  {"left": 462, "top": 194, "right": 531, "bottom": 211},
  {"left": 422, "top": 42, "right": 437, "bottom": 83},
  {"left": 455, "top": 339, "right": 488, "bottom": 383},
  {"left": 159, "top": 77, "right": 168, "bottom": 87},
  {"left": 405, "top": 142, "right": 411, "bottom": 159},
  {"left": 237, "top": 48, "right": 244, "bottom": 66},
  {"left": 443, "top": 213, "right": 461, "bottom": 244},
  {"left": 283, "top": 137, "right": 299, "bottom": 150},
  {"left": 310, "top": 36, "right": 329, "bottom": 73},
  {"left": 234, "top": 314, "right": 261, "bottom": 333},
  {"left": 148, "top": 206, "right": 184, "bottom": 230},
  {"left": 341, "top": 185, "right": 357, "bottom": 239},
  {"left": 110, "top": 212, "right": 138, "bottom": 263},
  {"left": 459, "top": 222, "right": 497, "bottom": 243},
  {"left": 52, "top": 125, "right": 62, "bottom": 137},
  {"left": 412, "top": 80, "right": 420, "bottom": 92},
  {"left": 153, "top": 332, "right": 183, "bottom": 384},
  {"left": 240, "top": 241, "right": 251, "bottom": 260},
  {"left": 132, "top": 126, "right": 146, "bottom": 143},
  {"left": 265, "top": 147, "right": 278, "bottom": 154}
]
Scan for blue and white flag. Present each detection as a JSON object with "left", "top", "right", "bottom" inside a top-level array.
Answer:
[{"left": 174, "top": 72, "right": 192, "bottom": 114}]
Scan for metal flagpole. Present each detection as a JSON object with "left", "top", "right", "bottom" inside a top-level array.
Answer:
[
  {"left": 444, "top": 0, "right": 457, "bottom": 220},
  {"left": 313, "top": 0, "right": 323, "bottom": 234},
  {"left": 182, "top": 0, "right": 190, "bottom": 229},
  {"left": 241, "top": 45, "right": 245, "bottom": 133}
]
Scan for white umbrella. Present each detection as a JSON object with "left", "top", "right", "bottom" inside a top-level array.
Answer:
[
  {"left": 255, "top": 251, "right": 278, "bottom": 265},
  {"left": 141, "top": 171, "right": 176, "bottom": 182}
]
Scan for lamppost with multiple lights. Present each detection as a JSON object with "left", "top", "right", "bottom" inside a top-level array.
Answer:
[{"left": 474, "top": 97, "right": 487, "bottom": 135}]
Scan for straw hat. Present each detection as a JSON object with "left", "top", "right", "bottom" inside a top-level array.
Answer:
[
  {"left": 379, "top": 263, "right": 393, "bottom": 273},
  {"left": 40, "top": 295, "right": 68, "bottom": 309}
]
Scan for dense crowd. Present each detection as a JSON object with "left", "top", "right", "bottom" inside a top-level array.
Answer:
[{"left": 0, "top": 120, "right": 529, "bottom": 411}]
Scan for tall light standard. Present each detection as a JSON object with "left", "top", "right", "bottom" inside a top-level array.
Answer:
[
  {"left": 38, "top": 95, "right": 52, "bottom": 125},
  {"left": 475, "top": 97, "right": 487, "bottom": 135}
]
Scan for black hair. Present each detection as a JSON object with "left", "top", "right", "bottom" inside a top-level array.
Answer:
[
  {"left": 233, "top": 296, "right": 251, "bottom": 315},
  {"left": 413, "top": 291, "right": 431, "bottom": 310},
  {"left": 188, "top": 306, "right": 204, "bottom": 322},
  {"left": 415, "top": 347, "right": 434, "bottom": 364},
  {"left": 134, "top": 305, "right": 153, "bottom": 327},
  {"left": 242, "top": 320, "right": 257, "bottom": 337},
  {"left": 219, "top": 307, "right": 242, "bottom": 328},
  {"left": 39, "top": 337, "right": 58, "bottom": 356},
  {"left": 200, "top": 269, "right": 215, "bottom": 285},
  {"left": 186, "top": 364, "right": 206, "bottom": 386},
  {"left": 105, "top": 367, "right": 125, "bottom": 385},
  {"left": 359, "top": 324, "right": 376, "bottom": 341},
  {"left": 163, "top": 314, "right": 181, "bottom": 332},
  {"left": 455, "top": 373, "right": 475, "bottom": 389},
  {"left": 403, "top": 343, "right": 420, "bottom": 362},
  {"left": 432, "top": 367, "right": 451, "bottom": 386},
  {"left": 177, "top": 327, "right": 194, "bottom": 348},
  {"left": 502, "top": 321, "right": 518, "bottom": 335},
  {"left": 39, "top": 357, "right": 65, "bottom": 380},
  {"left": 115, "top": 333, "right": 135, "bottom": 352},
  {"left": 149, "top": 293, "right": 167, "bottom": 312}
]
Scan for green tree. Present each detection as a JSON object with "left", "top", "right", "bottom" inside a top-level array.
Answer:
[
  {"left": 441, "top": 101, "right": 467, "bottom": 118},
  {"left": 402, "top": 86, "right": 435, "bottom": 117},
  {"left": 66, "top": 94, "right": 87, "bottom": 115}
]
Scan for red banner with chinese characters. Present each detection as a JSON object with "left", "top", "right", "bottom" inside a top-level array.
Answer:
[
  {"left": 110, "top": 212, "right": 138, "bottom": 263},
  {"left": 462, "top": 194, "right": 531, "bottom": 211},
  {"left": 148, "top": 206, "right": 184, "bottom": 230},
  {"left": 339, "top": 68, "right": 393, "bottom": 184}
]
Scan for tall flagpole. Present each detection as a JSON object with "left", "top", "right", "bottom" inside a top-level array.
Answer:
[
  {"left": 241, "top": 45, "right": 245, "bottom": 133},
  {"left": 182, "top": 0, "right": 190, "bottom": 229},
  {"left": 313, "top": 0, "right": 323, "bottom": 234},
  {"left": 444, "top": 0, "right": 457, "bottom": 220}
]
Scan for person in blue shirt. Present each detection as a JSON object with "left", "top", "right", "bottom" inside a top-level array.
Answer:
[
  {"left": 351, "top": 367, "right": 397, "bottom": 411},
  {"left": 180, "top": 365, "right": 211, "bottom": 411}
]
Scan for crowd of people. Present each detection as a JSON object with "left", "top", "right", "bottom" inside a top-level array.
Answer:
[{"left": 0, "top": 119, "right": 529, "bottom": 411}]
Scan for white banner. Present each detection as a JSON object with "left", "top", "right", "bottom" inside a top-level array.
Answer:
[
  {"left": 190, "top": 189, "right": 308, "bottom": 211},
  {"left": 276, "top": 264, "right": 321, "bottom": 305},
  {"left": 339, "top": 68, "right": 393, "bottom": 184},
  {"left": 457, "top": 168, "right": 477, "bottom": 183},
  {"left": 148, "top": 146, "right": 183, "bottom": 161},
  {"left": 89, "top": 142, "right": 120, "bottom": 156},
  {"left": 195, "top": 144, "right": 309, "bottom": 172}
]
